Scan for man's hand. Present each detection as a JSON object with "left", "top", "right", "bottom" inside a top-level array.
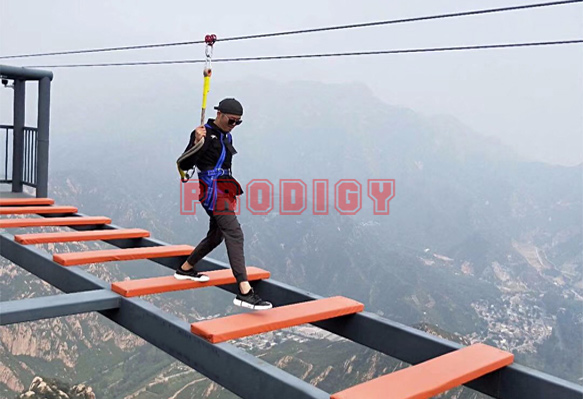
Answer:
[{"left": 194, "top": 125, "right": 206, "bottom": 144}]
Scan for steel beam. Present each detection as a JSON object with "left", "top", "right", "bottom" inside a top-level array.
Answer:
[
  {"left": 36, "top": 77, "right": 50, "bottom": 197},
  {"left": 51, "top": 214, "right": 583, "bottom": 399},
  {"left": 0, "top": 290, "right": 120, "bottom": 325},
  {"left": 0, "top": 65, "right": 53, "bottom": 81},
  {"left": 11, "top": 79, "right": 25, "bottom": 193}
]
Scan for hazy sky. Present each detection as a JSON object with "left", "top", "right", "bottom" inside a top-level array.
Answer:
[{"left": 1, "top": 0, "right": 582, "bottom": 165}]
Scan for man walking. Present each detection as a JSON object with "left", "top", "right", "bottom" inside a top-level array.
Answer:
[{"left": 175, "top": 98, "right": 272, "bottom": 310}]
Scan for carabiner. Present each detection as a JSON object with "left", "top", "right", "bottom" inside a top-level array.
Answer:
[{"left": 203, "top": 34, "right": 216, "bottom": 77}]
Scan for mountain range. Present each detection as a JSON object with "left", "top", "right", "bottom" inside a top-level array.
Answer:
[{"left": 1, "top": 78, "right": 581, "bottom": 397}]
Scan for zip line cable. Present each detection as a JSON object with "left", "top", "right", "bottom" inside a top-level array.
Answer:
[
  {"left": 1, "top": 0, "right": 581, "bottom": 60},
  {"left": 26, "top": 39, "right": 583, "bottom": 68}
]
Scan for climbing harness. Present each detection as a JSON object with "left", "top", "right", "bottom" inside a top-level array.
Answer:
[
  {"left": 197, "top": 123, "right": 234, "bottom": 210},
  {"left": 177, "top": 34, "right": 217, "bottom": 183}
]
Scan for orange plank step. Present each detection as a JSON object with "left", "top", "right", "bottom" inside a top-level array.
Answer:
[
  {"left": 331, "top": 343, "right": 514, "bottom": 399},
  {"left": 0, "top": 198, "right": 55, "bottom": 206},
  {"left": 191, "top": 296, "right": 364, "bottom": 344},
  {"left": 53, "top": 244, "right": 194, "bottom": 266},
  {"left": 111, "top": 267, "right": 270, "bottom": 297},
  {"left": 0, "top": 216, "right": 112, "bottom": 228},
  {"left": 0, "top": 206, "right": 77, "bottom": 215},
  {"left": 15, "top": 228, "right": 150, "bottom": 245}
]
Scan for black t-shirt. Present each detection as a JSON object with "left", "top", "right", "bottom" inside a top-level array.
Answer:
[{"left": 194, "top": 119, "right": 237, "bottom": 171}]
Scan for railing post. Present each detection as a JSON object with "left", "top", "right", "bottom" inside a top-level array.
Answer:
[
  {"left": 36, "top": 77, "right": 51, "bottom": 198},
  {"left": 11, "top": 79, "right": 25, "bottom": 192}
]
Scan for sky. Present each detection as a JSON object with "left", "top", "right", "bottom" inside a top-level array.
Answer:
[{"left": 1, "top": 0, "right": 582, "bottom": 166}]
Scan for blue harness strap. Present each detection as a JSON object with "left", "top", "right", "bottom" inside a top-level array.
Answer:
[{"left": 198, "top": 124, "right": 233, "bottom": 211}]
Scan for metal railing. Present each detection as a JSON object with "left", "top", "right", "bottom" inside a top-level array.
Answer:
[
  {"left": 0, "top": 125, "right": 12, "bottom": 183},
  {"left": 23, "top": 127, "right": 38, "bottom": 186},
  {"left": 0, "top": 124, "right": 38, "bottom": 187}
]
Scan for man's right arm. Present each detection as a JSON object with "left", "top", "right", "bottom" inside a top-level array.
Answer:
[
  {"left": 177, "top": 125, "right": 208, "bottom": 170},
  {"left": 193, "top": 125, "right": 206, "bottom": 144}
]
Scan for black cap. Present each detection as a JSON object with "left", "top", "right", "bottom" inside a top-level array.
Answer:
[{"left": 214, "top": 98, "right": 243, "bottom": 116}]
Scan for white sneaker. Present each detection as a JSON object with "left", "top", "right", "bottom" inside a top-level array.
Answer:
[
  {"left": 174, "top": 268, "right": 210, "bottom": 282},
  {"left": 233, "top": 289, "right": 273, "bottom": 310}
]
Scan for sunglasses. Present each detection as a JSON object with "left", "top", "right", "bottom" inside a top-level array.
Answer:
[{"left": 227, "top": 117, "right": 243, "bottom": 126}]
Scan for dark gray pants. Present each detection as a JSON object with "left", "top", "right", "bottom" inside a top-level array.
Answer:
[{"left": 186, "top": 199, "right": 247, "bottom": 284}]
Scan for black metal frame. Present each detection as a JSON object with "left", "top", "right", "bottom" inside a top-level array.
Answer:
[{"left": 1, "top": 211, "right": 581, "bottom": 399}]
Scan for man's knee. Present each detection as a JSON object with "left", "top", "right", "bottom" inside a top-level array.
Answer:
[
  {"left": 215, "top": 215, "right": 244, "bottom": 242},
  {"left": 223, "top": 222, "right": 243, "bottom": 243},
  {"left": 229, "top": 228, "right": 244, "bottom": 242},
  {"left": 209, "top": 234, "right": 224, "bottom": 247}
]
